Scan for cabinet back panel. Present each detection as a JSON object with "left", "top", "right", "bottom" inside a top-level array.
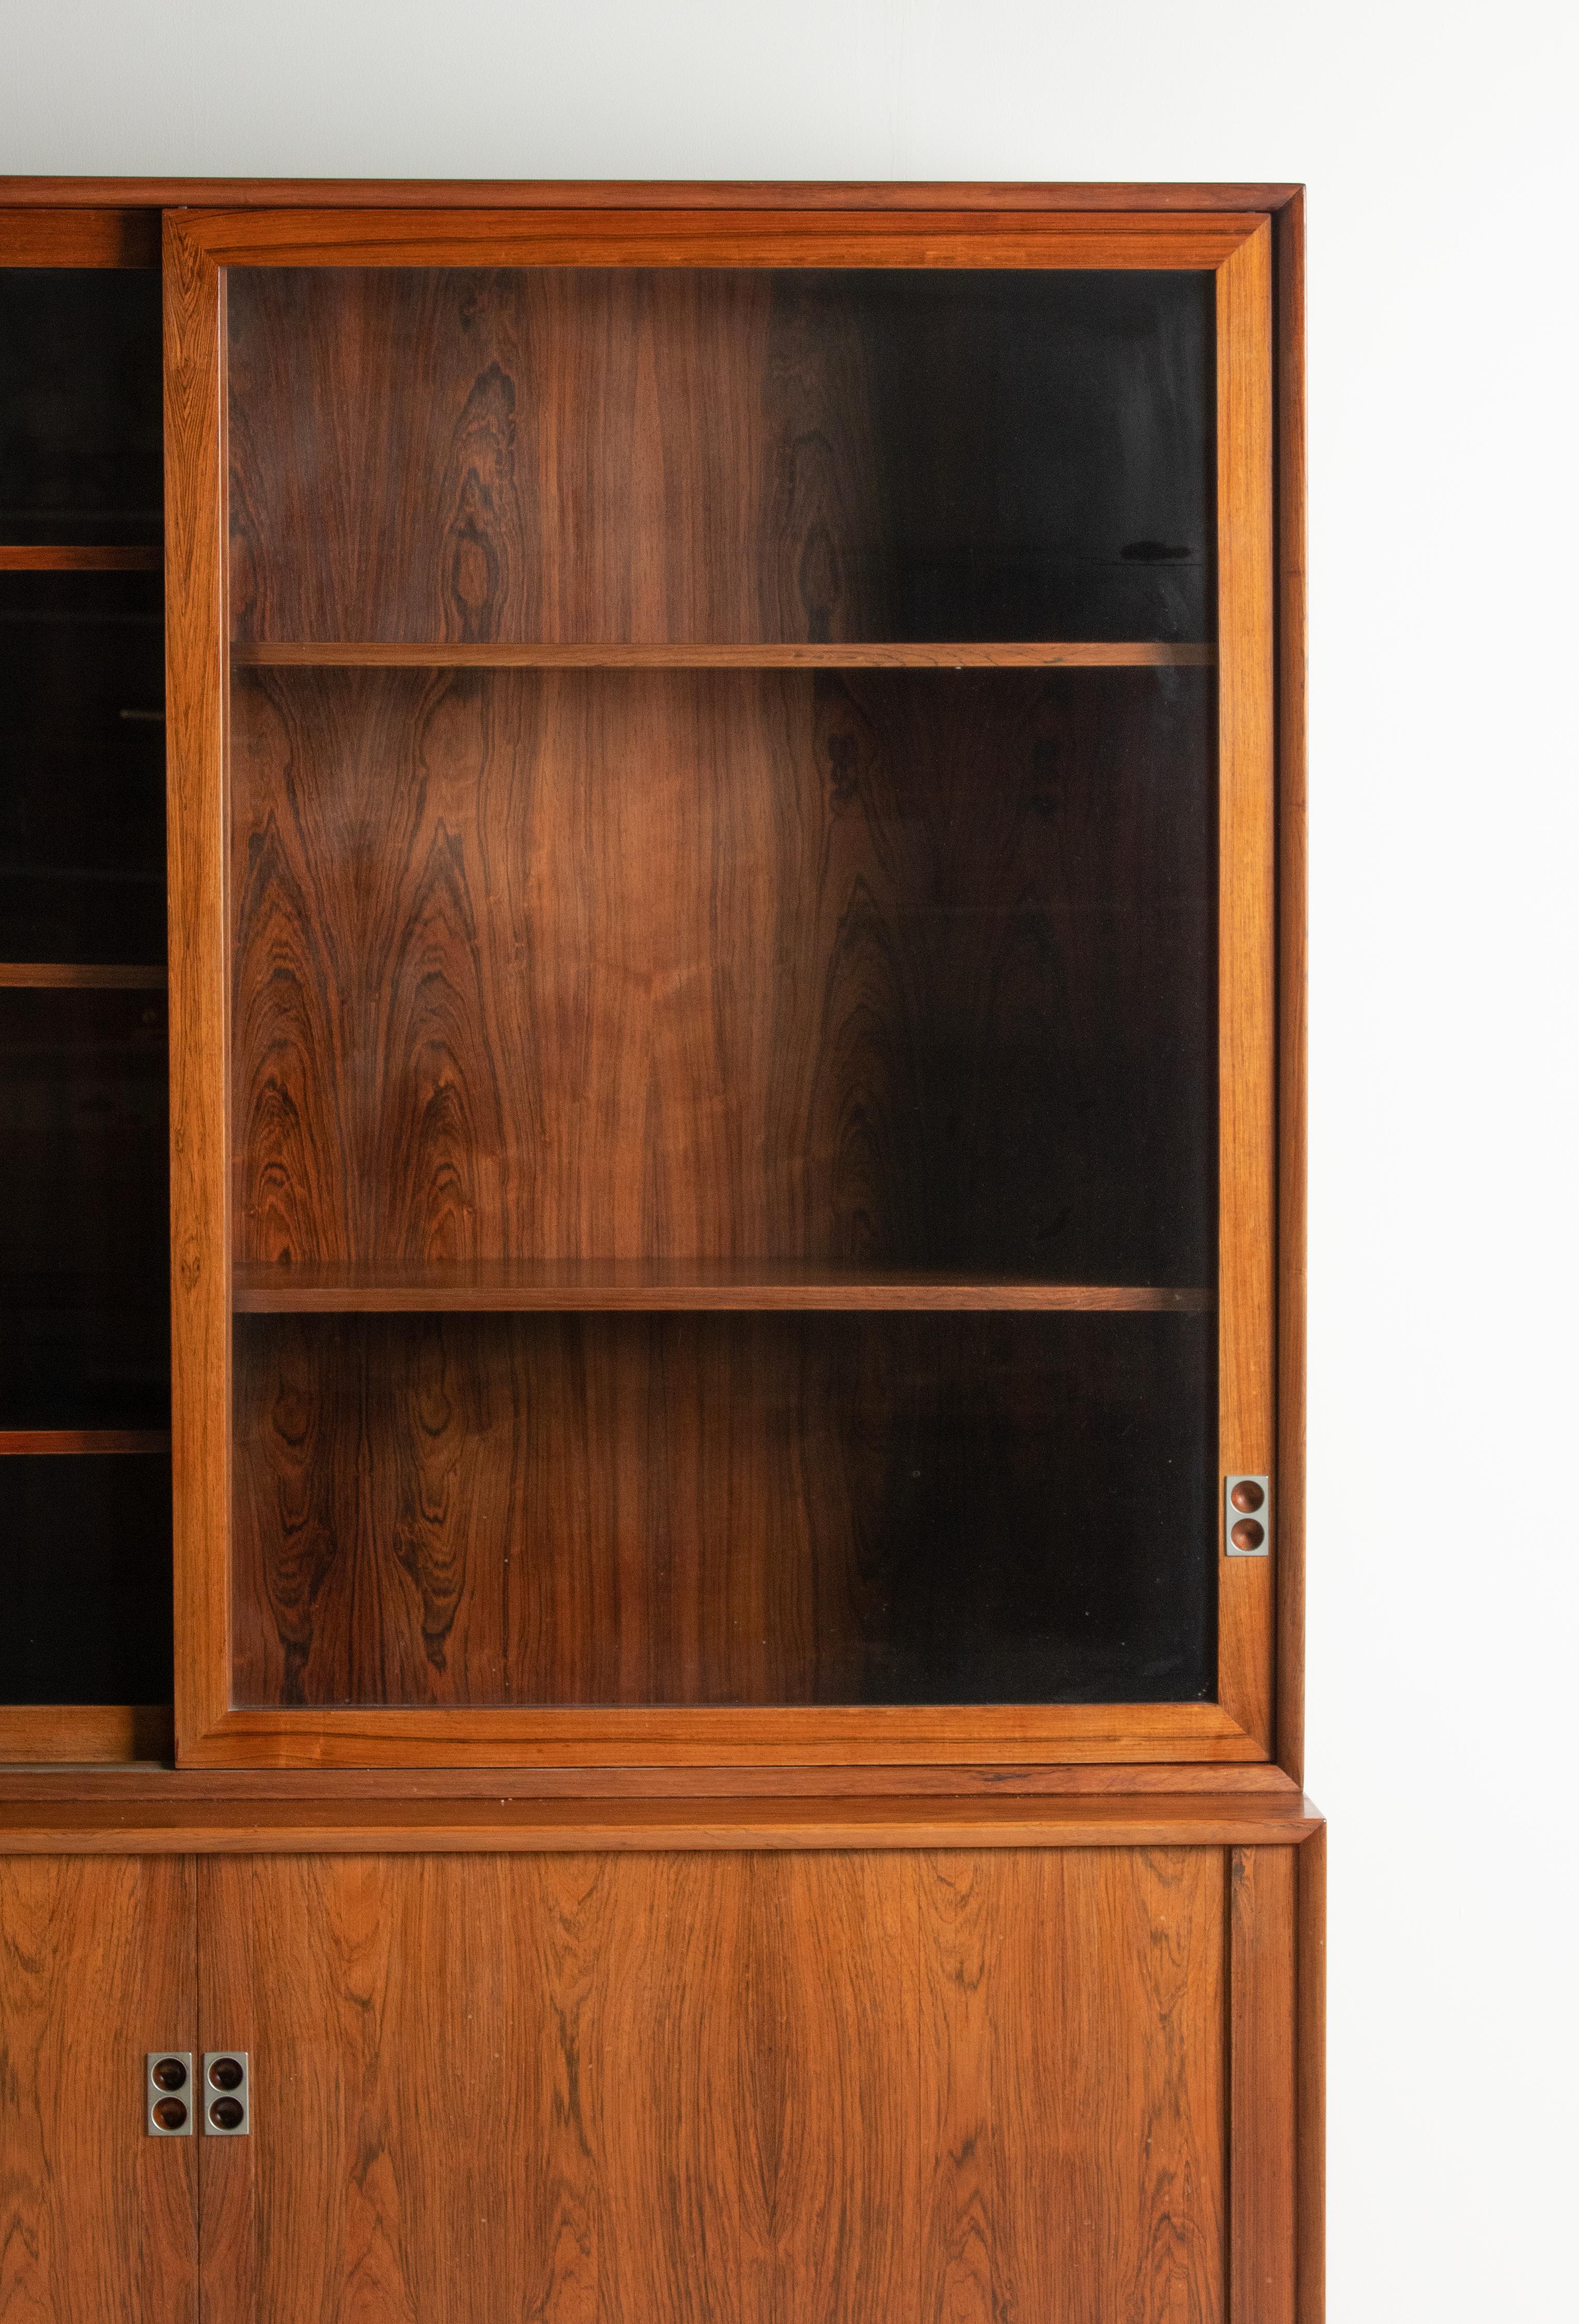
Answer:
[
  {"left": 0, "top": 1452, "right": 173, "bottom": 1702},
  {"left": 230, "top": 1309, "right": 1213, "bottom": 1708},
  {"left": 227, "top": 268, "right": 1212, "bottom": 645},
  {"left": 0, "top": 572, "right": 166, "bottom": 964},
  {"left": 0, "top": 268, "right": 163, "bottom": 545},
  {"left": 229, "top": 665, "right": 1215, "bottom": 1283},
  {"left": 0, "top": 988, "right": 170, "bottom": 1428}
]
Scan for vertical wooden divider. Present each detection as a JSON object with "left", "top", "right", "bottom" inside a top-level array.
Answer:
[
  {"left": 164, "top": 217, "right": 232, "bottom": 1761},
  {"left": 1215, "top": 220, "right": 1277, "bottom": 1752}
]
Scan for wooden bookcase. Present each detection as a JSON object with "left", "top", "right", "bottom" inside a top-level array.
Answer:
[{"left": 0, "top": 180, "right": 1319, "bottom": 2324}]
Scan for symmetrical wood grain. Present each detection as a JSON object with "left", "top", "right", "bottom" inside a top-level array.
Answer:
[
  {"left": 227, "top": 265, "right": 1213, "bottom": 647},
  {"left": 229, "top": 665, "right": 1215, "bottom": 1285},
  {"left": 0, "top": 1855, "right": 196, "bottom": 2321},
  {"left": 230, "top": 1310, "right": 1213, "bottom": 1709},
  {"left": 197, "top": 1845, "right": 1227, "bottom": 2324}
]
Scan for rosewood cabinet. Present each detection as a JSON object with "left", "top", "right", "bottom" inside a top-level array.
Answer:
[{"left": 0, "top": 178, "right": 1316, "bottom": 2323}]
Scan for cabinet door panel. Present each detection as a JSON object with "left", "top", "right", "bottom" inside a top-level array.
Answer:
[
  {"left": 0, "top": 1857, "right": 197, "bottom": 2324},
  {"left": 198, "top": 1846, "right": 1227, "bottom": 2324}
]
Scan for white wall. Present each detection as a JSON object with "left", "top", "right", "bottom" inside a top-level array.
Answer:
[{"left": 6, "top": 3, "right": 1575, "bottom": 2313}]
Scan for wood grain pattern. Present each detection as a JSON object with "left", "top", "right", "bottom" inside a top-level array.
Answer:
[
  {"left": 197, "top": 1846, "right": 1229, "bottom": 2322},
  {"left": 1231, "top": 1845, "right": 1298, "bottom": 2324},
  {"left": 1214, "top": 222, "right": 1278, "bottom": 1757},
  {"left": 0, "top": 962, "right": 167, "bottom": 987},
  {"left": 1276, "top": 190, "right": 1308, "bottom": 1786},
  {"left": 1296, "top": 1821, "right": 1326, "bottom": 2324},
  {"left": 0, "top": 206, "right": 160, "bottom": 266},
  {"left": 0, "top": 1856, "right": 196, "bottom": 2319},
  {"left": 0, "top": 544, "right": 162, "bottom": 570},
  {"left": 229, "top": 666, "right": 1214, "bottom": 1285},
  {"left": 0, "top": 1704, "right": 172, "bottom": 1762},
  {"left": 227, "top": 265, "right": 1214, "bottom": 648},
  {"left": 188, "top": 206, "right": 1264, "bottom": 273},
  {"left": 233, "top": 640, "right": 1217, "bottom": 667},
  {"left": 230, "top": 1310, "right": 1214, "bottom": 1711},
  {"left": 0, "top": 1794, "right": 1321, "bottom": 1851},
  {"left": 231, "top": 1260, "right": 1213, "bottom": 1312},
  {"left": 0, "top": 1762, "right": 1305, "bottom": 1805},
  {"left": 162, "top": 215, "right": 232, "bottom": 1761}
]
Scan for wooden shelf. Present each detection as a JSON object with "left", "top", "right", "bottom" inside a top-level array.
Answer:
[
  {"left": 0, "top": 545, "right": 162, "bottom": 571},
  {"left": 231, "top": 639, "right": 1217, "bottom": 671},
  {"left": 0, "top": 1705, "right": 173, "bottom": 1766},
  {"left": 0, "top": 1430, "right": 170, "bottom": 1456},
  {"left": 0, "top": 962, "right": 167, "bottom": 989},
  {"left": 231, "top": 1260, "right": 1215, "bottom": 1315}
]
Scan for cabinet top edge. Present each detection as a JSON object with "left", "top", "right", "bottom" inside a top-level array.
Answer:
[{"left": 0, "top": 178, "right": 1305, "bottom": 214}]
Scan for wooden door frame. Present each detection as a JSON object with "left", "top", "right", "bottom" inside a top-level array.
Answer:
[{"left": 160, "top": 194, "right": 1298, "bottom": 1772}]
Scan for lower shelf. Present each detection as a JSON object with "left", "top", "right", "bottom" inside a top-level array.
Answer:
[
  {"left": 231, "top": 1260, "right": 1213, "bottom": 1313},
  {"left": 0, "top": 1704, "right": 173, "bottom": 1765}
]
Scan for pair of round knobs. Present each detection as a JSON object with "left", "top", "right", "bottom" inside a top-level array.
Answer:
[
  {"left": 1229, "top": 1476, "right": 1266, "bottom": 1553},
  {"left": 150, "top": 2054, "right": 244, "bottom": 2132}
]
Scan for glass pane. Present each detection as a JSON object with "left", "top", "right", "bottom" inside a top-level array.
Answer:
[
  {"left": 0, "top": 270, "right": 163, "bottom": 546},
  {"left": 223, "top": 264, "right": 1218, "bottom": 1714},
  {"left": 0, "top": 571, "right": 166, "bottom": 964},
  {"left": 0, "top": 988, "right": 170, "bottom": 1431},
  {"left": 228, "top": 269, "right": 1212, "bottom": 646},
  {"left": 0, "top": 1453, "right": 172, "bottom": 1703}
]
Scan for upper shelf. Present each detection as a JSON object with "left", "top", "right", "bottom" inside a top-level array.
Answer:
[
  {"left": 231, "top": 641, "right": 1216, "bottom": 670},
  {"left": 232, "top": 1261, "right": 1215, "bottom": 1315}
]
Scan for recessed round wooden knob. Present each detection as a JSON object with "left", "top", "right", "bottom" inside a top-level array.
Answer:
[
  {"left": 150, "top": 2058, "right": 187, "bottom": 2092},
  {"left": 208, "top": 2057, "right": 244, "bottom": 2092},
  {"left": 152, "top": 2097, "right": 188, "bottom": 2131},
  {"left": 1230, "top": 1480, "right": 1264, "bottom": 1514},
  {"left": 209, "top": 2096, "right": 245, "bottom": 2130},
  {"left": 1230, "top": 1517, "right": 1265, "bottom": 1552}
]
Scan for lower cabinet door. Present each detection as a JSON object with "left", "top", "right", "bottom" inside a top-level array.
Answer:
[
  {"left": 197, "top": 1846, "right": 1301, "bottom": 2324},
  {"left": 0, "top": 1857, "right": 198, "bottom": 2324}
]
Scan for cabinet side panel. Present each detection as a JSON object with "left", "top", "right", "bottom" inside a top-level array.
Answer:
[
  {"left": 0, "top": 1855, "right": 197, "bottom": 2322},
  {"left": 1230, "top": 1844, "right": 1298, "bottom": 2324}
]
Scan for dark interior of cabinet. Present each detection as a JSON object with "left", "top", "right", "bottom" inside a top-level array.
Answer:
[
  {"left": 0, "top": 1453, "right": 173, "bottom": 1702},
  {"left": 0, "top": 256, "right": 171, "bottom": 1745},
  {"left": 227, "top": 268, "right": 1214, "bottom": 645},
  {"left": 232, "top": 1309, "right": 1214, "bottom": 1708},
  {"left": 0, "top": 571, "right": 166, "bottom": 963},
  {"left": 0, "top": 269, "right": 163, "bottom": 545},
  {"left": 0, "top": 988, "right": 170, "bottom": 1431}
]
